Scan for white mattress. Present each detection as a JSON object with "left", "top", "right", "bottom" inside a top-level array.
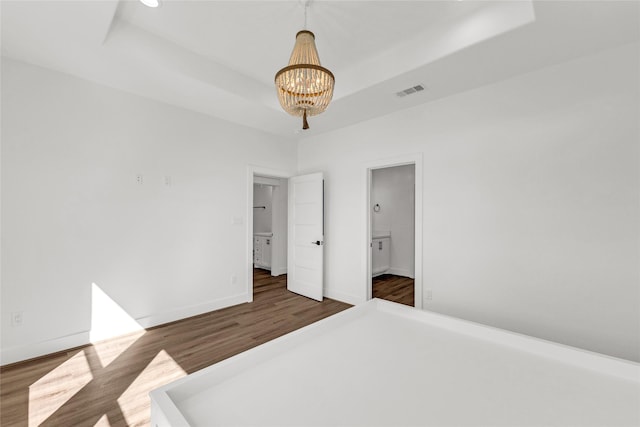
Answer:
[{"left": 150, "top": 299, "right": 640, "bottom": 426}]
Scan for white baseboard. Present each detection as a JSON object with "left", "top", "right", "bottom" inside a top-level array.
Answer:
[
  {"left": 324, "top": 288, "right": 366, "bottom": 306},
  {"left": 1, "top": 330, "right": 90, "bottom": 366},
  {"left": 388, "top": 268, "right": 414, "bottom": 279},
  {"left": 136, "top": 293, "right": 248, "bottom": 329},
  {"left": 1, "top": 293, "right": 248, "bottom": 366},
  {"left": 271, "top": 267, "right": 287, "bottom": 277}
]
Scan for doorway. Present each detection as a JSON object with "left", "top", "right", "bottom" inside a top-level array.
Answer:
[
  {"left": 246, "top": 167, "right": 293, "bottom": 303},
  {"left": 366, "top": 155, "right": 423, "bottom": 308}
]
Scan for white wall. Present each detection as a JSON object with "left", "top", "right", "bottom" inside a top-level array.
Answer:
[
  {"left": 372, "top": 165, "right": 415, "bottom": 278},
  {"left": 298, "top": 43, "right": 640, "bottom": 362},
  {"left": 253, "top": 184, "right": 273, "bottom": 233},
  {"left": 2, "top": 43, "right": 638, "bottom": 365},
  {"left": 0, "top": 59, "right": 297, "bottom": 364}
]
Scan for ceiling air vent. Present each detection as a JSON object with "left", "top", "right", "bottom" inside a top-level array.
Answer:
[{"left": 396, "top": 84, "right": 425, "bottom": 98}]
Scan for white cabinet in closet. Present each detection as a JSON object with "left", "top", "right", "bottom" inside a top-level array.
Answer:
[{"left": 254, "top": 233, "right": 272, "bottom": 270}]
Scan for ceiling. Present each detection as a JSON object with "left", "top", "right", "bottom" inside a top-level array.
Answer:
[{"left": 1, "top": 1, "right": 639, "bottom": 138}]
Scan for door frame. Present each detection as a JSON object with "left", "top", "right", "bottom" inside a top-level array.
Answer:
[
  {"left": 246, "top": 165, "right": 294, "bottom": 303},
  {"left": 364, "top": 154, "right": 423, "bottom": 308}
]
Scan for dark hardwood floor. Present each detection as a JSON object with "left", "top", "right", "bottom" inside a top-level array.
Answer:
[
  {"left": 0, "top": 270, "right": 350, "bottom": 426},
  {"left": 373, "top": 274, "right": 415, "bottom": 307}
]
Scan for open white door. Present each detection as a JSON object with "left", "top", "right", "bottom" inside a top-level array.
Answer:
[{"left": 287, "top": 172, "right": 324, "bottom": 301}]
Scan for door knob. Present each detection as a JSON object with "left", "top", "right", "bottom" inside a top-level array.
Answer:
[{"left": 311, "top": 240, "right": 323, "bottom": 246}]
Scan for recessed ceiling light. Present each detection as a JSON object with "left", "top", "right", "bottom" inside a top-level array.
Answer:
[{"left": 140, "top": 0, "right": 159, "bottom": 8}]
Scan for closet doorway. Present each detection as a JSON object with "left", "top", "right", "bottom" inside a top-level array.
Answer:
[
  {"left": 247, "top": 167, "right": 292, "bottom": 302},
  {"left": 365, "top": 155, "right": 423, "bottom": 308}
]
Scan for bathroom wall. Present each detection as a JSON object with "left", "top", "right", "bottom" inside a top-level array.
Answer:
[
  {"left": 253, "top": 184, "right": 273, "bottom": 233},
  {"left": 372, "top": 165, "right": 415, "bottom": 278}
]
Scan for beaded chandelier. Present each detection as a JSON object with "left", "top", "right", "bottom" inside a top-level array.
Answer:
[{"left": 274, "top": 4, "right": 334, "bottom": 130}]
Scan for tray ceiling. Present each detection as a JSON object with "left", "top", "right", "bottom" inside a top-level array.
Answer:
[{"left": 1, "top": 1, "right": 638, "bottom": 138}]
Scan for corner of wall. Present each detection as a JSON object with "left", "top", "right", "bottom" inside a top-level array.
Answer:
[{"left": 324, "top": 288, "right": 366, "bottom": 306}]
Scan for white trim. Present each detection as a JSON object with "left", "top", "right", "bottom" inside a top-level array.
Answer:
[
  {"left": 324, "top": 288, "right": 366, "bottom": 306},
  {"left": 364, "top": 153, "right": 423, "bottom": 309},
  {"left": 270, "top": 267, "right": 287, "bottom": 276},
  {"left": 136, "top": 294, "right": 247, "bottom": 329},
  {"left": 246, "top": 165, "right": 294, "bottom": 303},
  {"left": 1, "top": 293, "right": 249, "bottom": 366},
  {"left": 387, "top": 268, "right": 414, "bottom": 279},
  {"left": 254, "top": 176, "right": 281, "bottom": 186},
  {"left": 1, "top": 330, "right": 90, "bottom": 366}
]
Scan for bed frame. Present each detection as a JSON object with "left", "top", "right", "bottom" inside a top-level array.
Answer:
[{"left": 150, "top": 298, "right": 640, "bottom": 426}]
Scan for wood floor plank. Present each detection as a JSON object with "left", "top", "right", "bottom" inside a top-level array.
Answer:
[
  {"left": 0, "top": 270, "right": 351, "bottom": 427},
  {"left": 372, "top": 274, "right": 415, "bottom": 306}
]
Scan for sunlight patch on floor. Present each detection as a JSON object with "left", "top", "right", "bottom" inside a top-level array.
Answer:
[
  {"left": 94, "top": 414, "right": 110, "bottom": 426},
  {"left": 117, "top": 349, "right": 187, "bottom": 426},
  {"left": 28, "top": 350, "right": 93, "bottom": 427},
  {"left": 92, "top": 330, "right": 145, "bottom": 368},
  {"left": 90, "top": 282, "right": 144, "bottom": 367}
]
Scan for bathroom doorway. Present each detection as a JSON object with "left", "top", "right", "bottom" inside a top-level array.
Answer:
[{"left": 366, "top": 155, "right": 422, "bottom": 308}]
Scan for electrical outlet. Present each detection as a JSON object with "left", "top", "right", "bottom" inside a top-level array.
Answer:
[
  {"left": 426, "top": 289, "right": 433, "bottom": 300},
  {"left": 136, "top": 174, "right": 144, "bottom": 185},
  {"left": 11, "top": 311, "right": 23, "bottom": 326},
  {"left": 164, "top": 175, "right": 172, "bottom": 187}
]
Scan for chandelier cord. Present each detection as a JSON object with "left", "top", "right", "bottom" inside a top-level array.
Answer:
[
  {"left": 304, "top": 1, "right": 308, "bottom": 30},
  {"left": 302, "top": 0, "right": 309, "bottom": 127}
]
